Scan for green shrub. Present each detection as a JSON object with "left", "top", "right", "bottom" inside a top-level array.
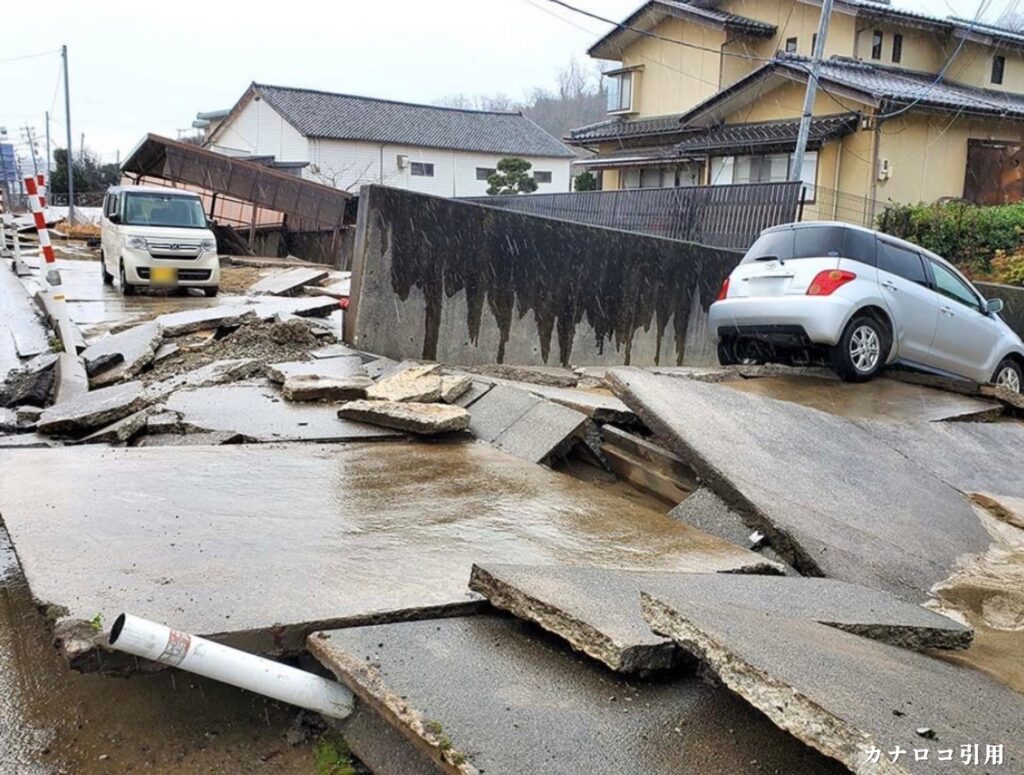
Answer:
[{"left": 876, "top": 200, "right": 1024, "bottom": 277}]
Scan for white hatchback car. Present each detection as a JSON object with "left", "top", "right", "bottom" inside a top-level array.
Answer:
[
  {"left": 708, "top": 222, "right": 1024, "bottom": 391},
  {"left": 100, "top": 186, "right": 220, "bottom": 296}
]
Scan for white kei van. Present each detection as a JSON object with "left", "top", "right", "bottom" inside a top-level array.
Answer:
[{"left": 100, "top": 186, "right": 220, "bottom": 296}]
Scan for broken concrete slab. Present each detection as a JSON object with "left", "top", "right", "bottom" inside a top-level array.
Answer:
[
  {"left": 266, "top": 356, "right": 367, "bottom": 384},
  {"left": 164, "top": 384, "right": 399, "bottom": 443},
  {"left": 337, "top": 400, "right": 469, "bottom": 435},
  {"left": 979, "top": 384, "right": 1024, "bottom": 413},
  {"left": 282, "top": 374, "right": 372, "bottom": 402},
  {"left": 438, "top": 374, "right": 472, "bottom": 404},
  {"left": 475, "top": 375, "right": 636, "bottom": 424},
  {"left": 471, "top": 565, "right": 971, "bottom": 674},
  {"left": 0, "top": 407, "right": 17, "bottom": 433},
  {"left": 81, "top": 321, "right": 163, "bottom": 381},
  {"left": 143, "top": 359, "right": 262, "bottom": 399},
  {"left": 37, "top": 381, "right": 147, "bottom": 436},
  {"left": 0, "top": 433, "right": 52, "bottom": 448},
  {"left": 452, "top": 379, "right": 491, "bottom": 408},
  {"left": 724, "top": 375, "right": 1002, "bottom": 423},
  {"left": 247, "top": 296, "right": 339, "bottom": 320},
  {"left": 363, "top": 356, "right": 398, "bottom": 379},
  {"left": 886, "top": 368, "right": 981, "bottom": 395},
  {"left": 309, "top": 615, "right": 845, "bottom": 775},
  {"left": 145, "top": 410, "right": 184, "bottom": 435},
  {"left": 0, "top": 441, "right": 776, "bottom": 668},
  {"left": 310, "top": 343, "right": 365, "bottom": 360},
  {"left": 156, "top": 305, "right": 258, "bottom": 337},
  {"left": 77, "top": 408, "right": 151, "bottom": 445},
  {"left": 134, "top": 431, "right": 244, "bottom": 447},
  {"left": 609, "top": 369, "right": 991, "bottom": 602},
  {"left": 248, "top": 267, "right": 329, "bottom": 296},
  {"left": 152, "top": 341, "right": 178, "bottom": 363},
  {"left": 858, "top": 420, "right": 1024, "bottom": 499},
  {"left": 641, "top": 592, "right": 1023, "bottom": 775},
  {"left": 462, "top": 363, "right": 578, "bottom": 387},
  {"left": 53, "top": 352, "right": 89, "bottom": 402},
  {"left": 492, "top": 400, "right": 588, "bottom": 464},
  {"left": 365, "top": 363, "right": 441, "bottom": 403},
  {"left": 465, "top": 383, "right": 538, "bottom": 442}
]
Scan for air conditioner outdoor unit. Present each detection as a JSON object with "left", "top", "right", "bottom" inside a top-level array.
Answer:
[{"left": 396, "top": 154, "right": 409, "bottom": 169}]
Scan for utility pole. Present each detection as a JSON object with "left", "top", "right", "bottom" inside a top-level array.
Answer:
[
  {"left": 45, "top": 111, "right": 51, "bottom": 175},
  {"left": 22, "top": 125, "right": 40, "bottom": 177},
  {"left": 790, "top": 0, "right": 834, "bottom": 186},
  {"left": 62, "top": 44, "right": 75, "bottom": 226}
]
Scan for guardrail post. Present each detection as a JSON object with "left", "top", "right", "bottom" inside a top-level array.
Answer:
[{"left": 25, "top": 174, "right": 77, "bottom": 354}]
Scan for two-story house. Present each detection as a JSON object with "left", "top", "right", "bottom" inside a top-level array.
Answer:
[
  {"left": 566, "top": 0, "right": 1024, "bottom": 214},
  {"left": 205, "top": 83, "right": 575, "bottom": 197}
]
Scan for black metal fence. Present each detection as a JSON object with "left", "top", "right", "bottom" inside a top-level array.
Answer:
[
  {"left": 798, "top": 185, "right": 886, "bottom": 230},
  {"left": 465, "top": 182, "right": 803, "bottom": 250}
]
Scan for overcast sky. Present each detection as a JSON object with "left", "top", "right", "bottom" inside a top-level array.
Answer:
[{"left": 0, "top": 0, "right": 1012, "bottom": 164}]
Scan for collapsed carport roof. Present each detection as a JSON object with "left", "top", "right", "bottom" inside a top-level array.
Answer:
[{"left": 120, "top": 134, "right": 351, "bottom": 230}]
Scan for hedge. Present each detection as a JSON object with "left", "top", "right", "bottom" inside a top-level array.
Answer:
[{"left": 876, "top": 201, "right": 1024, "bottom": 279}]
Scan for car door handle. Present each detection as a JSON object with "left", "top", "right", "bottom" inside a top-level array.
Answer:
[
  {"left": 940, "top": 306, "right": 956, "bottom": 317},
  {"left": 881, "top": 280, "right": 898, "bottom": 291}
]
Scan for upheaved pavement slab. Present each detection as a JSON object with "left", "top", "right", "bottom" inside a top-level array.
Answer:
[
  {"left": 366, "top": 363, "right": 441, "bottom": 403},
  {"left": 609, "top": 370, "right": 991, "bottom": 602},
  {"left": 438, "top": 374, "right": 472, "bottom": 404},
  {"left": 474, "top": 375, "right": 636, "bottom": 424},
  {"left": 858, "top": 419, "right": 1024, "bottom": 498},
  {"left": 641, "top": 592, "right": 1024, "bottom": 775},
  {"left": 338, "top": 400, "right": 470, "bottom": 435},
  {"left": 266, "top": 355, "right": 367, "bottom": 384},
  {"left": 0, "top": 442, "right": 776, "bottom": 667},
  {"left": 0, "top": 266, "right": 49, "bottom": 376},
  {"left": 37, "top": 381, "right": 147, "bottom": 436},
  {"left": 309, "top": 616, "right": 845, "bottom": 775},
  {"left": 248, "top": 267, "right": 329, "bottom": 296},
  {"left": 156, "top": 305, "right": 258, "bottom": 337},
  {"left": 724, "top": 375, "right": 1002, "bottom": 423},
  {"left": 77, "top": 408, "right": 151, "bottom": 445},
  {"left": 282, "top": 374, "right": 372, "bottom": 402},
  {"left": 165, "top": 384, "right": 398, "bottom": 442},
  {"left": 53, "top": 352, "right": 89, "bottom": 402},
  {"left": 81, "top": 321, "right": 163, "bottom": 381},
  {"left": 470, "top": 565, "right": 971, "bottom": 673},
  {"left": 467, "top": 383, "right": 589, "bottom": 464},
  {"left": 247, "top": 296, "right": 339, "bottom": 320}
]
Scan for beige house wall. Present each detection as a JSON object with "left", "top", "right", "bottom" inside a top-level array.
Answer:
[
  {"left": 620, "top": 18, "right": 727, "bottom": 117},
  {"left": 945, "top": 41, "right": 1024, "bottom": 94},
  {"left": 721, "top": 0, "right": 857, "bottom": 60},
  {"left": 876, "top": 113, "right": 1024, "bottom": 204}
]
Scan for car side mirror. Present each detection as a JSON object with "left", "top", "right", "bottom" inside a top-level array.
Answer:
[
  {"left": 108, "top": 213, "right": 120, "bottom": 224},
  {"left": 207, "top": 218, "right": 216, "bottom": 229},
  {"left": 986, "top": 298, "right": 1004, "bottom": 315}
]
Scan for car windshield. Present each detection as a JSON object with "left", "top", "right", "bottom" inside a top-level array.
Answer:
[{"left": 123, "top": 193, "right": 206, "bottom": 228}]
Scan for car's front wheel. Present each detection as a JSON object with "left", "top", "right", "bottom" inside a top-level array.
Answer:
[
  {"left": 119, "top": 261, "right": 137, "bottom": 296},
  {"left": 992, "top": 358, "right": 1022, "bottom": 394},
  {"left": 831, "top": 314, "right": 888, "bottom": 383},
  {"left": 100, "top": 252, "right": 113, "bottom": 285}
]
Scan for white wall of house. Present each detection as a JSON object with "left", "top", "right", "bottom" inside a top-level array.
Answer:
[
  {"left": 210, "top": 98, "right": 308, "bottom": 162},
  {"left": 309, "top": 139, "right": 571, "bottom": 196},
  {"left": 211, "top": 99, "right": 572, "bottom": 196}
]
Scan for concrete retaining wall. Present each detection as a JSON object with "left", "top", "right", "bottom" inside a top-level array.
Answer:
[
  {"left": 976, "top": 282, "right": 1024, "bottom": 339},
  {"left": 345, "top": 186, "right": 742, "bottom": 367}
]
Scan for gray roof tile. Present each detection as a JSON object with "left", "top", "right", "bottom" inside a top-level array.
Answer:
[
  {"left": 566, "top": 113, "right": 690, "bottom": 143},
  {"left": 252, "top": 83, "right": 574, "bottom": 158}
]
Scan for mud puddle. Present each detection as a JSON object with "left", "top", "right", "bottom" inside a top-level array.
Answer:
[
  {"left": 0, "top": 528, "right": 319, "bottom": 774},
  {"left": 928, "top": 496, "right": 1024, "bottom": 694}
]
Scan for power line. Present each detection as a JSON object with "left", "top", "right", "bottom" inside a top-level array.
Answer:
[{"left": 0, "top": 48, "right": 60, "bottom": 65}]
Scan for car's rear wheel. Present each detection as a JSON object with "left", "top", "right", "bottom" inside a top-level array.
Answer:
[
  {"left": 203, "top": 286, "right": 219, "bottom": 298},
  {"left": 119, "top": 261, "right": 137, "bottom": 296},
  {"left": 100, "top": 252, "right": 113, "bottom": 285},
  {"left": 992, "top": 358, "right": 1022, "bottom": 394},
  {"left": 717, "top": 337, "right": 763, "bottom": 366},
  {"left": 831, "top": 314, "right": 888, "bottom": 383}
]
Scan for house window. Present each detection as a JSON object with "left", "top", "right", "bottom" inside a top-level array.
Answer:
[
  {"left": 621, "top": 168, "right": 641, "bottom": 189},
  {"left": 812, "top": 33, "right": 818, "bottom": 53},
  {"left": 992, "top": 55, "right": 1006, "bottom": 84},
  {"left": 606, "top": 71, "right": 633, "bottom": 113},
  {"left": 871, "top": 30, "right": 883, "bottom": 60},
  {"left": 410, "top": 162, "right": 434, "bottom": 177},
  {"left": 534, "top": 170, "right": 552, "bottom": 184},
  {"left": 712, "top": 152, "right": 819, "bottom": 201},
  {"left": 476, "top": 167, "right": 495, "bottom": 181},
  {"left": 892, "top": 34, "right": 903, "bottom": 63},
  {"left": 785, "top": 37, "right": 798, "bottom": 54}
]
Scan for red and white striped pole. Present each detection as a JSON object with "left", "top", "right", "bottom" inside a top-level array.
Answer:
[{"left": 25, "top": 174, "right": 76, "bottom": 353}]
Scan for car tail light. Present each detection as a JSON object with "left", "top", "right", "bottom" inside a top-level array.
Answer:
[
  {"left": 716, "top": 276, "right": 731, "bottom": 301},
  {"left": 807, "top": 270, "right": 856, "bottom": 296}
]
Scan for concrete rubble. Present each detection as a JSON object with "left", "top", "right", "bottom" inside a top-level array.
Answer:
[
  {"left": 365, "top": 363, "right": 443, "bottom": 402},
  {"left": 0, "top": 441, "right": 773, "bottom": 668},
  {"left": 470, "top": 565, "right": 971, "bottom": 674},
  {"left": 608, "top": 369, "right": 990, "bottom": 602},
  {"left": 156, "top": 305, "right": 258, "bottom": 337},
  {"left": 283, "top": 374, "right": 372, "bottom": 402},
  {"left": 81, "top": 321, "right": 164, "bottom": 385},
  {"left": 248, "top": 267, "right": 329, "bottom": 296},
  {"left": 338, "top": 400, "right": 470, "bottom": 435},
  {"left": 37, "top": 381, "right": 147, "bottom": 436},
  {"left": 308, "top": 616, "right": 846, "bottom": 775},
  {"left": 641, "top": 591, "right": 1024, "bottom": 774},
  {"left": 266, "top": 355, "right": 368, "bottom": 384}
]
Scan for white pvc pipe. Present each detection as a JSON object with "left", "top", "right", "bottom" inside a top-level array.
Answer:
[{"left": 108, "top": 613, "right": 354, "bottom": 719}]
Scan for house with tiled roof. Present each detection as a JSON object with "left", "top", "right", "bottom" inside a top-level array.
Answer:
[
  {"left": 566, "top": 0, "right": 1024, "bottom": 213},
  {"left": 204, "top": 83, "right": 574, "bottom": 197}
]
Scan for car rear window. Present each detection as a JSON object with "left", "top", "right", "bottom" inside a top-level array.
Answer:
[{"left": 741, "top": 225, "right": 877, "bottom": 265}]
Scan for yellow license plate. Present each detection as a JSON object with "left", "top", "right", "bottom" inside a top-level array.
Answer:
[{"left": 151, "top": 266, "right": 177, "bottom": 286}]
